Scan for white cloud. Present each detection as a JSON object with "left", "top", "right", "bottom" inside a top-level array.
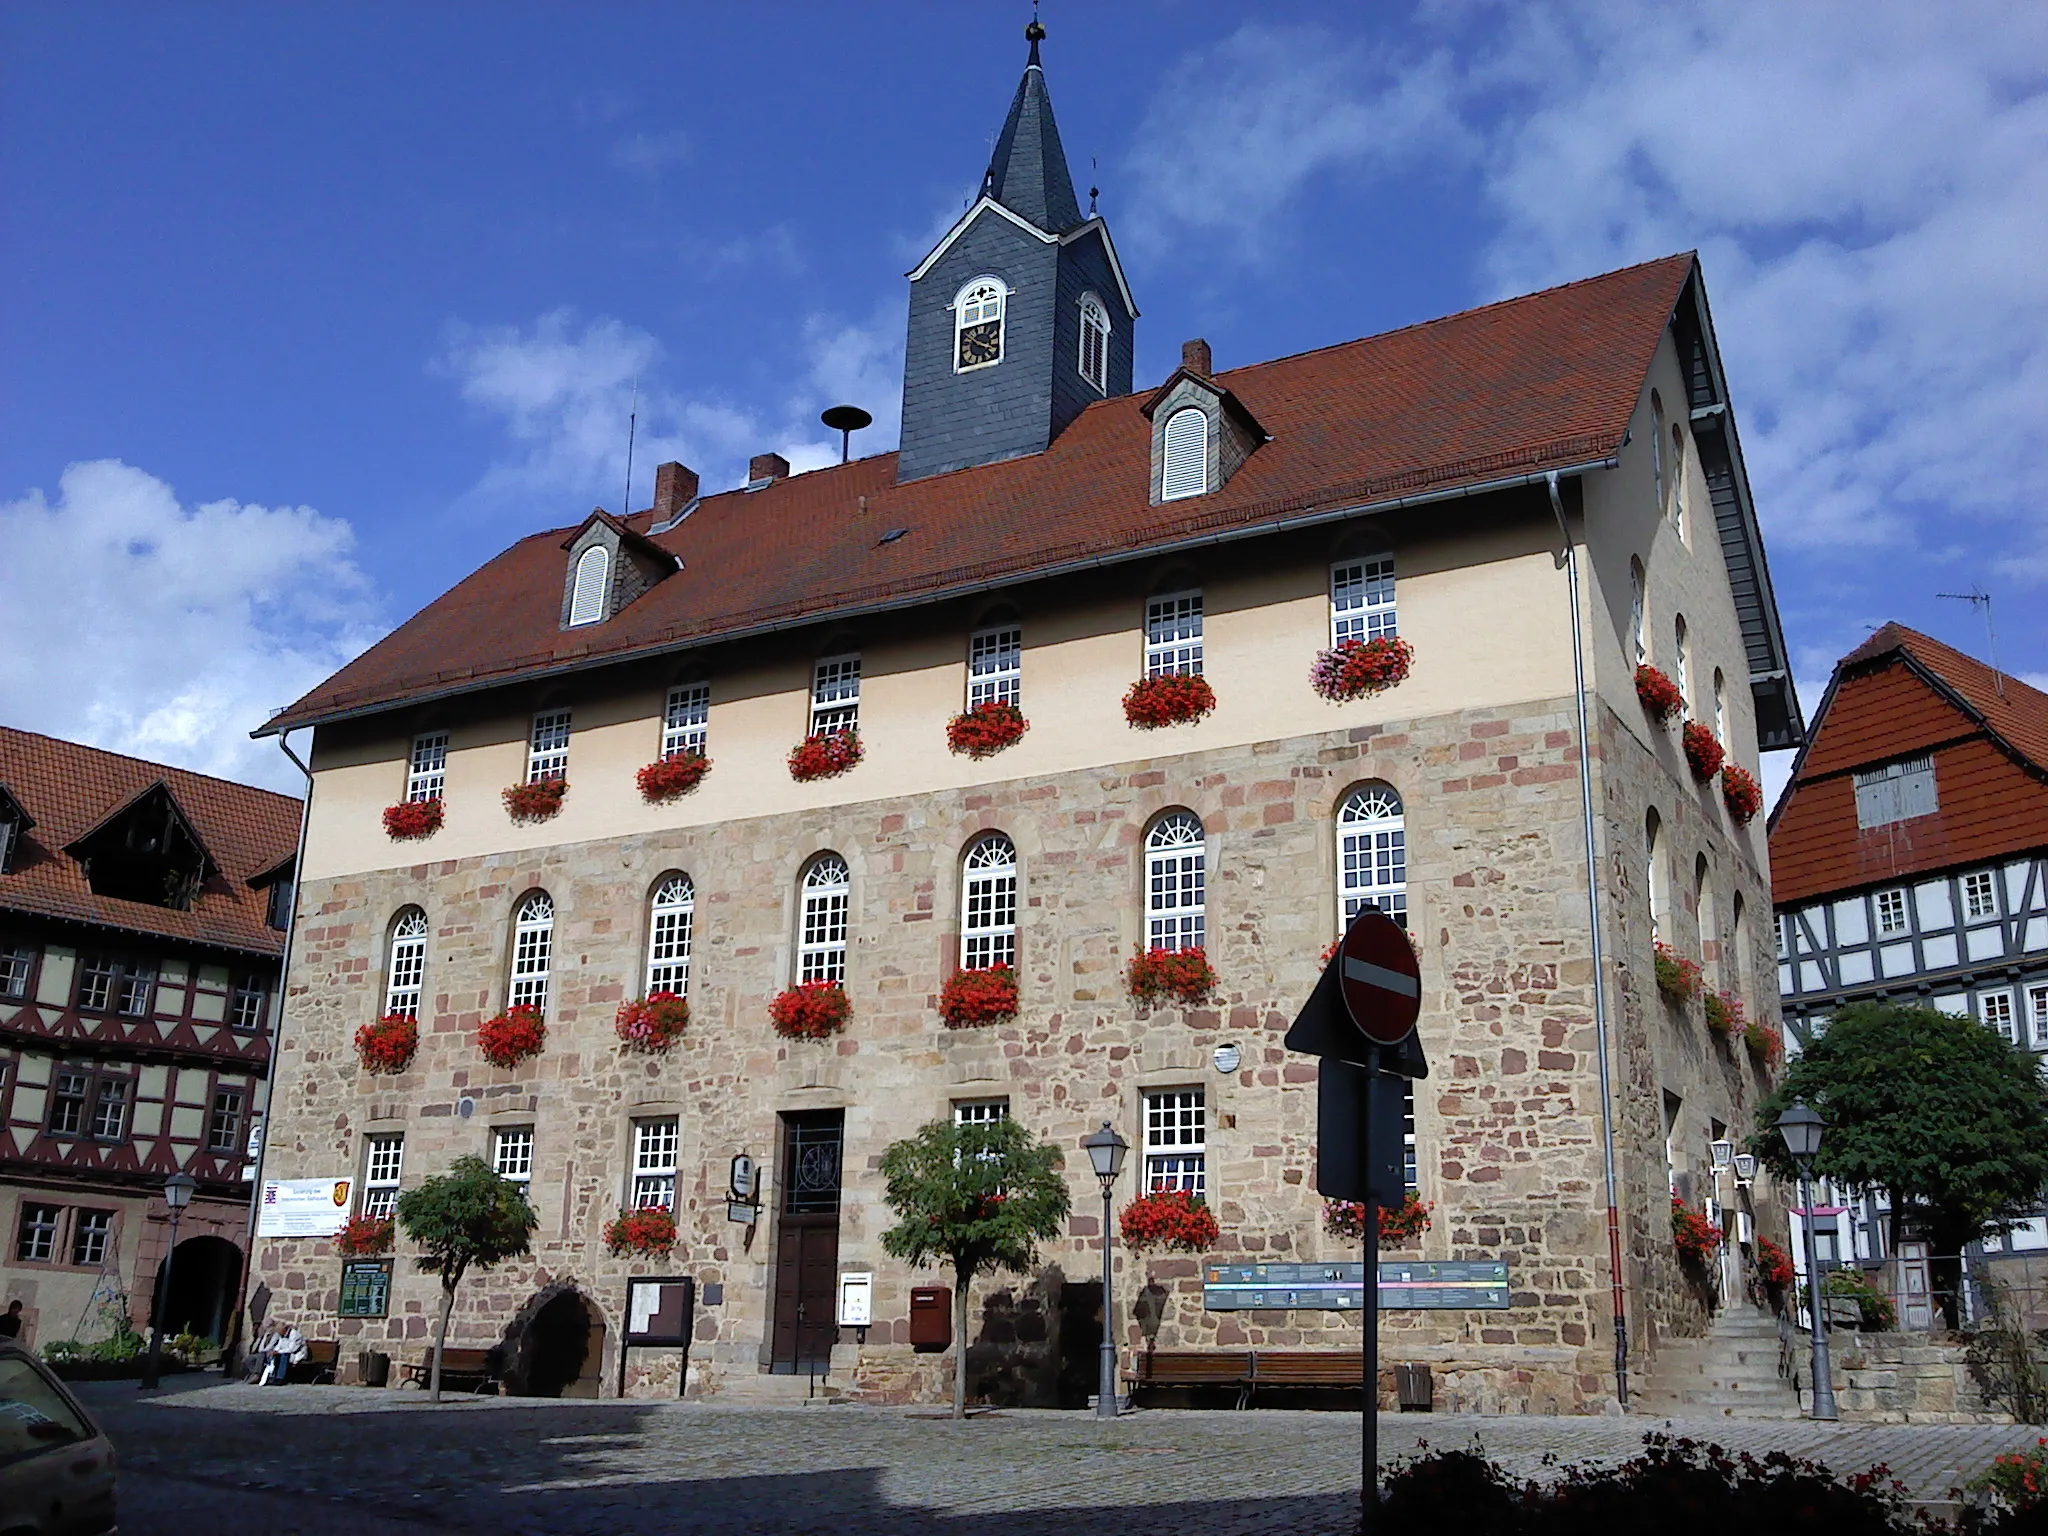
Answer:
[
  {"left": 0, "top": 461, "right": 383, "bottom": 791},
  {"left": 610, "top": 129, "right": 694, "bottom": 174}
]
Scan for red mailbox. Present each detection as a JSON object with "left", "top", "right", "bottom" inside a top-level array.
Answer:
[{"left": 909, "top": 1285, "right": 952, "bottom": 1350}]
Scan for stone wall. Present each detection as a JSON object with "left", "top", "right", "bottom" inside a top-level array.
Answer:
[{"left": 1802, "top": 1334, "right": 2016, "bottom": 1424}]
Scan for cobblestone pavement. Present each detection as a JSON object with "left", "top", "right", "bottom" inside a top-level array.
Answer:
[{"left": 82, "top": 1379, "right": 2047, "bottom": 1536}]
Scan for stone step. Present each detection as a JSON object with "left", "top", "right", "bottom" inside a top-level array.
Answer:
[{"left": 703, "top": 1370, "right": 848, "bottom": 1406}]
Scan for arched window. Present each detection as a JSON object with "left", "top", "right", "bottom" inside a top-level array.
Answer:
[
  {"left": 1078, "top": 293, "right": 1111, "bottom": 394},
  {"left": 1162, "top": 407, "right": 1209, "bottom": 500},
  {"left": 1650, "top": 391, "right": 1666, "bottom": 507},
  {"left": 1338, "top": 785, "right": 1407, "bottom": 930},
  {"left": 954, "top": 277, "right": 1006, "bottom": 371},
  {"left": 1670, "top": 424, "right": 1689, "bottom": 540},
  {"left": 960, "top": 835, "right": 1018, "bottom": 970},
  {"left": 1697, "top": 857, "right": 1718, "bottom": 981},
  {"left": 1731, "top": 892, "right": 1749, "bottom": 989},
  {"left": 798, "top": 855, "right": 851, "bottom": 984},
  {"left": 384, "top": 908, "right": 428, "bottom": 1020},
  {"left": 1145, "top": 812, "right": 1206, "bottom": 953},
  {"left": 508, "top": 892, "right": 554, "bottom": 1014},
  {"left": 568, "top": 545, "right": 609, "bottom": 626},
  {"left": 646, "top": 874, "right": 694, "bottom": 995},
  {"left": 1628, "top": 558, "right": 1647, "bottom": 668},
  {"left": 1712, "top": 669, "right": 1727, "bottom": 744},
  {"left": 1646, "top": 811, "right": 1667, "bottom": 943},
  {"left": 1674, "top": 614, "right": 1690, "bottom": 705}
]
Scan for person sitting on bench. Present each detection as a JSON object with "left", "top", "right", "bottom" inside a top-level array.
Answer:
[{"left": 263, "top": 1320, "right": 307, "bottom": 1385}]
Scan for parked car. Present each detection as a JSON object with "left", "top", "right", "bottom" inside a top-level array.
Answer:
[{"left": 0, "top": 1341, "right": 116, "bottom": 1535}]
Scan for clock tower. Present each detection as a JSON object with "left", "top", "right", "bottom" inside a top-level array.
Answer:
[{"left": 896, "top": 21, "right": 1139, "bottom": 484}]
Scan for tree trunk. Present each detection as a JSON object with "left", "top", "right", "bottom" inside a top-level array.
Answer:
[
  {"left": 429, "top": 1271, "right": 459, "bottom": 1403},
  {"left": 953, "top": 1263, "right": 971, "bottom": 1420}
]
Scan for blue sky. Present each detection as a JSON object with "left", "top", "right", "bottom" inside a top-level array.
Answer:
[{"left": 4, "top": 2, "right": 2044, "bottom": 793}]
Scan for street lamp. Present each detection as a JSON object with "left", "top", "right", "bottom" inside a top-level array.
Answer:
[
  {"left": 1081, "top": 1122, "right": 1129, "bottom": 1420},
  {"left": 140, "top": 1171, "right": 199, "bottom": 1391},
  {"left": 1776, "top": 1099, "right": 1838, "bottom": 1421}
]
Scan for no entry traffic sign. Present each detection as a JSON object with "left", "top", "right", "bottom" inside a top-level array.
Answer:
[{"left": 1337, "top": 908, "right": 1420, "bottom": 1046}]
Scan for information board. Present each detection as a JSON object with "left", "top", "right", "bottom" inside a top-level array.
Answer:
[
  {"left": 338, "top": 1259, "right": 392, "bottom": 1318},
  {"left": 625, "top": 1277, "right": 695, "bottom": 1346},
  {"left": 256, "top": 1177, "right": 353, "bottom": 1237},
  {"left": 1203, "top": 1260, "right": 1511, "bottom": 1311}
]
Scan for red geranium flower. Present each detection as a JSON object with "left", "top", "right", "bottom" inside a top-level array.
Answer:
[
  {"left": 1654, "top": 941, "right": 1703, "bottom": 1004},
  {"left": 334, "top": 1215, "right": 394, "bottom": 1257},
  {"left": 1323, "top": 1191, "right": 1432, "bottom": 1245},
  {"left": 382, "top": 799, "right": 443, "bottom": 840},
  {"left": 1123, "top": 673, "right": 1217, "bottom": 729},
  {"left": 603, "top": 1205, "right": 677, "bottom": 1258},
  {"left": 1634, "top": 664, "right": 1684, "bottom": 724},
  {"left": 502, "top": 779, "right": 567, "bottom": 822},
  {"left": 1755, "top": 1235, "right": 1796, "bottom": 1289},
  {"left": 1682, "top": 720, "right": 1726, "bottom": 782},
  {"left": 636, "top": 752, "right": 711, "bottom": 803},
  {"left": 1671, "top": 1195, "right": 1722, "bottom": 1265},
  {"left": 788, "top": 731, "right": 863, "bottom": 782},
  {"left": 478, "top": 1004, "right": 546, "bottom": 1068},
  {"left": 615, "top": 992, "right": 689, "bottom": 1050},
  {"left": 1310, "top": 636, "right": 1414, "bottom": 702},
  {"left": 938, "top": 965, "right": 1019, "bottom": 1028},
  {"left": 1127, "top": 945, "right": 1218, "bottom": 1006},
  {"left": 1119, "top": 1189, "right": 1221, "bottom": 1254},
  {"left": 1745, "top": 1019, "right": 1785, "bottom": 1066},
  {"left": 770, "top": 980, "right": 850, "bottom": 1040},
  {"left": 355, "top": 1013, "right": 419, "bottom": 1075},
  {"left": 1721, "top": 763, "right": 1764, "bottom": 824},
  {"left": 945, "top": 701, "right": 1029, "bottom": 758}
]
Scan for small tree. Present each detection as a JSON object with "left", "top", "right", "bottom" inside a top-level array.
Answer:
[
  {"left": 1753, "top": 1001, "right": 2048, "bottom": 1329},
  {"left": 394, "top": 1155, "right": 538, "bottom": 1401},
  {"left": 879, "top": 1117, "right": 1071, "bottom": 1418}
]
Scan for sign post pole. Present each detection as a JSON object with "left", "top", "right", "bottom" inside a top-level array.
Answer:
[{"left": 1361, "top": 1065, "right": 1379, "bottom": 1533}]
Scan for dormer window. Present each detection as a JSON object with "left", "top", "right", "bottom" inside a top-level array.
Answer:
[
  {"left": 1078, "top": 293, "right": 1110, "bottom": 394},
  {"left": 954, "top": 278, "right": 1006, "bottom": 372},
  {"left": 67, "top": 782, "right": 212, "bottom": 911},
  {"left": 568, "top": 545, "right": 609, "bottom": 626},
  {"left": 1162, "top": 408, "right": 1209, "bottom": 500}
]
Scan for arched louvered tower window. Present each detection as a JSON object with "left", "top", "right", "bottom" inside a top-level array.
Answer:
[
  {"left": 1162, "top": 407, "right": 1208, "bottom": 500},
  {"left": 568, "top": 545, "right": 609, "bottom": 626},
  {"left": 1078, "top": 294, "right": 1110, "bottom": 393}
]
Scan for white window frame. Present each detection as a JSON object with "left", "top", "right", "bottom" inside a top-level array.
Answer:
[
  {"left": 1981, "top": 989, "right": 2018, "bottom": 1044},
  {"left": 1161, "top": 407, "right": 1209, "bottom": 500},
  {"left": 508, "top": 892, "right": 554, "bottom": 1014},
  {"left": 954, "top": 1099, "right": 1009, "bottom": 1128},
  {"left": 810, "top": 655, "right": 861, "bottom": 737},
  {"left": 1629, "top": 559, "right": 1647, "bottom": 668},
  {"left": 407, "top": 732, "right": 448, "bottom": 803},
  {"left": 1647, "top": 811, "right": 1667, "bottom": 942},
  {"left": 967, "top": 624, "right": 1022, "bottom": 709},
  {"left": 361, "top": 1133, "right": 404, "bottom": 1219},
  {"left": 1964, "top": 870, "right": 1999, "bottom": 922},
  {"left": 207, "top": 1087, "right": 244, "bottom": 1153},
  {"left": 2028, "top": 983, "right": 2048, "bottom": 1049},
  {"left": 1651, "top": 393, "right": 1666, "bottom": 508},
  {"left": 1145, "top": 812, "right": 1207, "bottom": 953},
  {"left": 1143, "top": 1089, "right": 1207, "bottom": 1196},
  {"left": 1330, "top": 557, "right": 1396, "bottom": 646},
  {"left": 798, "top": 855, "right": 851, "bottom": 984},
  {"left": 1777, "top": 913, "right": 1792, "bottom": 959},
  {"left": 960, "top": 836, "right": 1018, "bottom": 971},
  {"left": 1674, "top": 614, "right": 1690, "bottom": 707},
  {"left": 1144, "top": 590, "right": 1204, "bottom": 678},
  {"left": 1874, "top": 888, "right": 1909, "bottom": 937},
  {"left": 228, "top": 977, "right": 266, "bottom": 1032},
  {"left": 1856, "top": 756, "right": 1938, "bottom": 830},
  {"left": 89, "top": 1078, "right": 129, "bottom": 1142},
  {"left": 15, "top": 1203, "right": 59, "bottom": 1263},
  {"left": 646, "top": 874, "right": 694, "bottom": 996},
  {"left": 953, "top": 277, "right": 1006, "bottom": 373},
  {"left": 1670, "top": 424, "right": 1689, "bottom": 542},
  {"left": 0, "top": 942, "right": 30, "bottom": 1000},
  {"left": 662, "top": 682, "right": 709, "bottom": 759},
  {"left": 493, "top": 1126, "right": 534, "bottom": 1186},
  {"left": 568, "top": 545, "right": 609, "bottom": 626},
  {"left": 385, "top": 909, "right": 428, "bottom": 1020},
  {"left": 1078, "top": 293, "right": 1110, "bottom": 393},
  {"left": 0, "top": 817, "right": 14, "bottom": 875},
  {"left": 1712, "top": 670, "right": 1727, "bottom": 744},
  {"left": 527, "top": 709, "right": 571, "bottom": 784},
  {"left": 631, "top": 1117, "right": 679, "bottom": 1209},
  {"left": 70, "top": 1208, "right": 113, "bottom": 1267},
  {"left": 1338, "top": 785, "right": 1407, "bottom": 930}
]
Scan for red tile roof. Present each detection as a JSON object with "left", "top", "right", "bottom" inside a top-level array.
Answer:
[
  {"left": 0, "top": 727, "right": 302, "bottom": 956},
  {"left": 261, "top": 253, "right": 1700, "bottom": 735},
  {"left": 1768, "top": 624, "right": 2048, "bottom": 905}
]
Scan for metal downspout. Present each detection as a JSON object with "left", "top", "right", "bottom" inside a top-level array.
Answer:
[{"left": 1548, "top": 471, "right": 1629, "bottom": 1408}]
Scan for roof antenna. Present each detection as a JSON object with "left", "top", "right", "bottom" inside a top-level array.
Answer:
[
  {"left": 1089, "top": 155, "right": 1099, "bottom": 217},
  {"left": 622, "top": 375, "right": 640, "bottom": 516},
  {"left": 1937, "top": 585, "right": 2005, "bottom": 699}
]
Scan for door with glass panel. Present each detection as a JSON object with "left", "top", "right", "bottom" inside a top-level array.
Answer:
[{"left": 771, "top": 1111, "right": 843, "bottom": 1373}]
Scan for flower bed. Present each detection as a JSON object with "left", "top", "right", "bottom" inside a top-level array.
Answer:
[
  {"left": 945, "top": 701, "right": 1029, "bottom": 759},
  {"left": 334, "top": 1215, "right": 394, "bottom": 1257},
  {"left": 636, "top": 752, "right": 711, "bottom": 803},
  {"left": 1322, "top": 1190, "right": 1432, "bottom": 1245},
  {"left": 1744, "top": 1018, "right": 1785, "bottom": 1066},
  {"left": 355, "top": 1013, "right": 420, "bottom": 1075},
  {"left": 1702, "top": 988, "right": 1745, "bottom": 1037},
  {"left": 502, "top": 779, "right": 567, "bottom": 822},
  {"left": 1126, "top": 945, "right": 1218, "bottom": 1006},
  {"left": 1654, "top": 941, "right": 1703, "bottom": 1004},
  {"left": 770, "top": 980, "right": 850, "bottom": 1040},
  {"left": 615, "top": 991, "right": 689, "bottom": 1051},
  {"left": 1118, "top": 1189, "right": 1220, "bottom": 1253},
  {"left": 1755, "top": 1234, "right": 1796, "bottom": 1289},
  {"left": 478, "top": 1004, "right": 546, "bottom": 1068},
  {"left": 1634, "top": 664, "right": 1684, "bottom": 724},
  {"left": 787, "top": 731, "right": 862, "bottom": 782},
  {"left": 602, "top": 1205, "right": 677, "bottom": 1258},
  {"left": 1682, "top": 720, "right": 1726, "bottom": 782},
  {"left": 1721, "top": 762, "right": 1764, "bottom": 825},
  {"left": 1672, "top": 1194, "right": 1722, "bottom": 1265},
  {"left": 383, "top": 798, "right": 443, "bottom": 840},
  {"left": 1972, "top": 1438, "right": 2048, "bottom": 1515},
  {"left": 1123, "top": 672, "right": 1216, "bottom": 729},
  {"left": 1310, "top": 636, "right": 1414, "bottom": 702},
  {"left": 938, "top": 965, "right": 1018, "bottom": 1028}
]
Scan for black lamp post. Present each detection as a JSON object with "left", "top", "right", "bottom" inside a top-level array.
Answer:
[
  {"left": 140, "top": 1171, "right": 199, "bottom": 1390},
  {"left": 1776, "top": 1099, "right": 1838, "bottom": 1421},
  {"left": 1082, "top": 1122, "right": 1129, "bottom": 1420}
]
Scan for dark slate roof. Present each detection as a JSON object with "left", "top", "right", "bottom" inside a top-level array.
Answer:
[
  {"left": 0, "top": 727, "right": 301, "bottom": 956},
  {"left": 982, "top": 48, "right": 1083, "bottom": 234}
]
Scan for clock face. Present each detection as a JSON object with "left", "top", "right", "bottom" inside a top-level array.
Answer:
[{"left": 957, "top": 321, "right": 1001, "bottom": 369}]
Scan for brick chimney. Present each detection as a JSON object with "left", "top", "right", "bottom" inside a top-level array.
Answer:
[
  {"left": 1182, "top": 338, "right": 1213, "bottom": 377},
  {"left": 652, "top": 461, "right": 698, "bottom": 521},
  {"left": 748, "top": 452, "right": 790, "bottom": 487}
]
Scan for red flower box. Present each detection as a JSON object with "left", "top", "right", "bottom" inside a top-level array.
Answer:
[
  {"left": 603, "top": 1205, "right": 677, "bottom": 1258},
  {"left": 1702, "top": 988, "right": 1746, "bottom": 1037},
  {"left": 1755, "top": 1234, "right": 1796, "bottom": 1289},
  {"left": 945, "top": 701, "right": 1029, "bottom": 759},
  {"left": 1654, "top": 941, "right": 1703, "bottom": 1004},
  {"left": 1310, "top": 636, "right": 1414, "bottom": 702},
  {"left": 1127, "top": 945, "right": 1218, "bottom": 1006},
  {"left": 334, "top": 1215, "right": 394, "bottom": 1257},
  {"left": 938, "top": 965, "right": 1019, "bottom": 1028},
  {"left": 770, "top": 980, "right": 850, "bottom": 1040},
  {"left": 788, "top": 731, "right": 863, "bottom": 782},
  {"left": 478, "top": 1003, "right": 546, "bottom": 1068},
  {"left": 636, "top": 752, "right": 711, "bottom": 803},
  {"left": 1118, "top": 1189, "right": 1221, "bottom": 1254},
  {"left": 1682, "top": 720, "right": 1725, "bottom": 782},
  {"left": 355, "top": 1013, "right": 420, "bottom": 1075},
  {"left": 1123, "top": 673, "right": 1216, "bottom": 729},
  {"left": 383, "top": 798, "right": 443, "bottom": 840},
  {"left": 615, "top": 992, "right": 689, "bottom": 1051},
  {"left": 1744, "top": 1019, "right": 1785, "bottom": 1066},
  {"left": 1634, "top": 664, "right": 1684, "bottom": 724},
  {"left": 1672, "top": 1194, "right": 1722, "bottom": 1265},
  {"left": 1721, "top": 763, "right": 1764, "bottom": 825},
  {"left": 503, "top": 779, "right": 567, "bottom": 822},
  {"left": 1322, "top": 1190, "right": 1432, "bottom": 1245}
]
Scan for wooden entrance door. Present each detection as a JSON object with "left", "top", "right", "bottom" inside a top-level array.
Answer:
[{"left": 771, "top": 1112, "right": 843, "bottom": 1373}]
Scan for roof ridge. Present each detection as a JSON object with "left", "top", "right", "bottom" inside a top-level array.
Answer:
[{"left": 0, "top": 724, "right": 300, "bottom": 809}]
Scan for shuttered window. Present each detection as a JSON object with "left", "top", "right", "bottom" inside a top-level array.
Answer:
[
  {"left": 1854, "top": 757, "right": 1937, "bottom": 830},
  {"left": 1162, "top": 408, "right": 1208, "bottom": 500},
  {"left": 568, "top": 546, "right": 609, "bottom": 626}
]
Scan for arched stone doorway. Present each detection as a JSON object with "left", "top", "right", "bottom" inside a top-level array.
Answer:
[
  {"left": 499, "top": 1284, "right": 608, "bottom": 1398},
  {"left": 155, "top": 1235, "right": 241, "bottom": 1346}
]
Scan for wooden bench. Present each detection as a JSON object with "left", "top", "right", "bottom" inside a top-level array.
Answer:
[
  {"left": 1245, "top": 1350, "right": 1364, "bottom": 1395},
  {"left": 398, "top": 1346, "right": 500, "bottom": 1394},
  {"left": 285, "top": 1340, "right": 339, "bottom": 1385},
  {"left": 1124, "top": 1349, "right": 1367, "bottom": 1408}
]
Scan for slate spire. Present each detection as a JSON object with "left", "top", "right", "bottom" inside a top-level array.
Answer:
[{"left": 981, "top": 18, "right": 1084, "bottom": 234}]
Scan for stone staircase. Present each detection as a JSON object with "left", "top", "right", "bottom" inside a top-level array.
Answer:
[
  {"left": 698, "top": 1367, "right": 850, "bottom": 1407},
  {"left": 1633, "top": 1305, "right": 1803, "bottom": 1420}
]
